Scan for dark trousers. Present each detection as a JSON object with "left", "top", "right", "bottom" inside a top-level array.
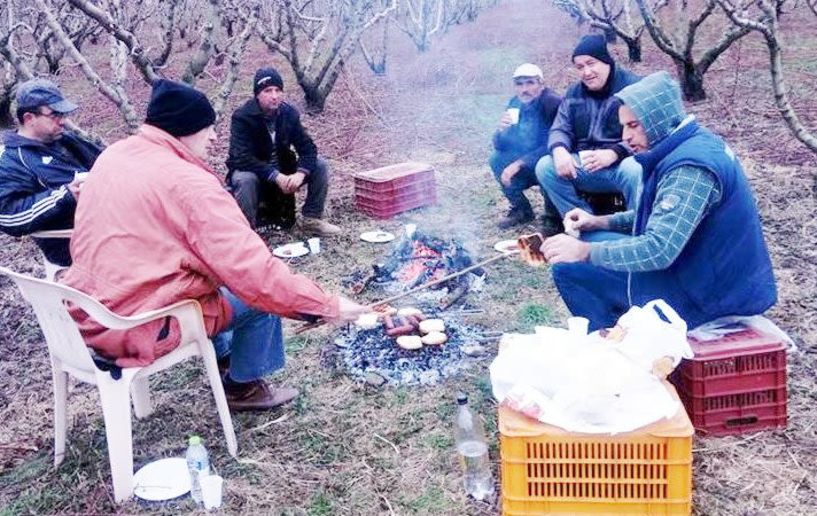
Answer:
[
  {"left": 551, "top": 262, "right": 710, "bottom": 332},
  {"left": 489, "top": 150, "right": 557, "bottom": 218},
  {"left": 231, "top": 156, "right": 330, "bottom": 227}
]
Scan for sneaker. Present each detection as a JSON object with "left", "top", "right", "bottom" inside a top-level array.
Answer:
[
  {"left": 299, "top": 216, "right": 341, "bottom": 236},
  {"left": 224, "top": 380, "right": 299, "bottom": 412},
  {"left": 540, "top": 216, "right": 565, "bottom": 237},
  {"left": 497, "top": 208, "right": 534, "bottom": 230}
]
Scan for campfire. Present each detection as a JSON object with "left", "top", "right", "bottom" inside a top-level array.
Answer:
[
  {"left": 335, "top": 230, "right": 497, "bottom": 385},
  {"left": 345, "top": 231, "right": 484, "bottom": 310}
]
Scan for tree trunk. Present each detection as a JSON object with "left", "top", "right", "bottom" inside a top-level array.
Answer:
[
  {"left": 678, "top": 62, "right": 707, "bottom": 101},
  {"left": 624, "top": 37, "right": 641, "bottom": 62},
  {"left": 0, "top": 93, "right": 15, "bottom": 129},
  {"left": 301, "top": 82, "right": 327, "bottom": 113}
]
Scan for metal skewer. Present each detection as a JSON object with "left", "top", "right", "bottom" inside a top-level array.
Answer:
[{"left": 293, "top": 252, "right": 513, "bottom": 335}]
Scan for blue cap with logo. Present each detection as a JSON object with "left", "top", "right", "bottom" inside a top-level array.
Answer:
[{"left": 16, "top": 78, "right": 78, "bottom": 114}]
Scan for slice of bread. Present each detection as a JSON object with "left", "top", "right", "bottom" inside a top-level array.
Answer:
[{"left": 517, "top": 233, "right": 546, "bottom": 267}]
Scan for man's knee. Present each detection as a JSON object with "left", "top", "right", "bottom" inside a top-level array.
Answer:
[
  {"left": 617, "top": 156, "right": 642, "bottom": 180},
  {"left": 535, "top": 155, "right": 557, "bottom": 185},
  {"left": 231, "top": 170, "right": 260, "bottom": 192},
  {"left": 550, "top": 262, "right": 586, "bottom": 290}
]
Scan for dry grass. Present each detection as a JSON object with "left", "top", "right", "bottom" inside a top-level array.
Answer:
[{"left": 1, "top": 0, "right": 816, "bottom": 514}]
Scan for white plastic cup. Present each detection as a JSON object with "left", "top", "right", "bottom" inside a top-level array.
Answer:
[
  {"left": 567, "top": 316, "right": 590, "bottom": 337},
  {"left": 577, "top": 150, "right": 593, "bottom": 169},
  {"left": 307, "top": 237, "right": 320, "bottom": 254},
  {"left": 506, "top": 107, "right": 520, "bottom": 125},
  {"left": 405, "top": 223, "right": 417, "bottom": 238},
  {"left": 199, "top": 474, "right": 224, "bottom": 510}
]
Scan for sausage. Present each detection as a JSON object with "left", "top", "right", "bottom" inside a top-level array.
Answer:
[
  {"left": 405, "top": 315, "right": 422, "bottom": 328},
  {"left": 383, "top": 314, "right": 394, "bottom": 329},
  {"left": 386, "top": 324, "right": 415, "bottom": 337}
]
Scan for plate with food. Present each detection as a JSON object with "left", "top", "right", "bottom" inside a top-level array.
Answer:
[
  {"left": 272, "top": 242, "right": 309, "bottom": 258},
  {"left": 360, "top": 230, "right": 395, "bottom": 243},
  {"left": 493, "top": 239, "right": 520, "bottom": 254}
]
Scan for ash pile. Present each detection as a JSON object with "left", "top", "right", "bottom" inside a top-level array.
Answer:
[{"left": 334, "top": 309, "right": 492, "bottom": 386}]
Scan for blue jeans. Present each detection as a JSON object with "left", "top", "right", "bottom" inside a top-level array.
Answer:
[
  {"left": 212, "top": 288, "right": 285, "bottom": 383},
  {"left": 535, "top": 154, "right": 642, "bottom": 218},
  {"left": 489, "top": 150, "right": 557, "bottom": 217}
]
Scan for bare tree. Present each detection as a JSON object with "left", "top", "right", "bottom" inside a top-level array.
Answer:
[
  {"left": 636, "top": 0, "right": 750, "bottom": 101},
  {"left": 716, "top": 0, "right": 817, "bottom": 156},
  {"left": 395, "top": 0, "right": 446, "bottom": 52},
  {"left": 360, "top": 9, "right": 390, "bottom": 75},
  {"left": 257, "top": 0, "right": 397, "bottom": 113},
  {"left": 554, "top": 0, "right": 668, "bottom": 62}
]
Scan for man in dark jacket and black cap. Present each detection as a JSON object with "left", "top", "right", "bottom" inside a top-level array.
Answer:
[
  {"left": 535, "top": 35, "right": 642, "bottom": 235},
  {"left": 226, "top": 67, "right": 339, "bottom": 236},
  {"left": 0, "top": 79, "right": 102, "bottom": 266}
]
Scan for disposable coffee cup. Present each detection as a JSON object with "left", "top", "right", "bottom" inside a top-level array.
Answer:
[
  {"left": 405, "top": 223, "right": 417, "bottom": 238},
  {"left": 506, "top": 107, "right": 520, "bottom": 125},
  {"left": 577, "top": 150, "right": 592, "bottom": 168},
  {"left": 567, "top": 316, "right": 590, "bottom": 337},
  {"left": 307, "top": 237, "right": 320, "bottom": 254},
  {"left": 200, "top": 474, "right": 224, "bottom": 510}
]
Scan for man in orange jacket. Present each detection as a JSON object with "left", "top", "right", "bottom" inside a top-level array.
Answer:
[{"left": 62, "top": 80, "right": 366, "bottom": 411}]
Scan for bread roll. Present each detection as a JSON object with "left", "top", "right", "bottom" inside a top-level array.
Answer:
[
  {"left": 517, "top": 233, "right": 546, "bottom": 267},
  {"left": 419, "top": 318, "right": 445, "bottom": 334},
  {"left": 421, "top": 331, "right": 447, "bottom": 346},
  {"left": 396, "top": 335, "right": 423, "bottom": 350},
  {"left": 397, "top": 307, "right": 422, "bottom": 317},
  {"left": 355, "top": 313, "right": 379, "bottom": 330}
]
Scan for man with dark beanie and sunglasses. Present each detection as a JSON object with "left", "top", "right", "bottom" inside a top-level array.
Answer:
[
  {"left": 226, "top": 67, "right": 340, "bottom": 236},
  {"left": 535, "top": 34, "right": 642, "bottom": 238},
  {"left": 62, "top": 79, "right": 366, "bottom": 411}
]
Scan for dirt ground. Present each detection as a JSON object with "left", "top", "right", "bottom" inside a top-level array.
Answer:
[{"left": 1, "top": 0, "right": 816, "bottom": 514}]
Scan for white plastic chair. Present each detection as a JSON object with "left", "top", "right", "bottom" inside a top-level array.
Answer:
[
  {"left": 0, "top": 266, "right": 238, "bottom": 502},
  {"left": 29, "top": 229, "right": 73, "bottom": 281}
]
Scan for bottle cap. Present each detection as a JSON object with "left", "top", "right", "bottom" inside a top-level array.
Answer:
[
  {"left": 189, "top": 435, "right": 202, "bottom": 446},
  {"left": 456, "top": 393, "right": 467, "bottom": 405}
]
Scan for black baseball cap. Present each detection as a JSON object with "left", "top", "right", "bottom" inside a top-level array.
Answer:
[{"left": 16, "top": 78, "right": 78, "bottom": 114}]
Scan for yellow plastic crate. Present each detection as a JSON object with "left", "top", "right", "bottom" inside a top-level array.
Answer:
[{"left": 499, "top": 382, "right": 693, "bottom": 515}]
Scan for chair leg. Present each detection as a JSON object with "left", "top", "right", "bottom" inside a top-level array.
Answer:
[
  {"left": 130, "top": 377, "right": 153, "bottom": 419},
  {"left": 52, "top": 367, "right": 69, "bottom": 468},
  {"left": 95, "top": 369, "right": 137, "bottom": 503},
  {"left": 199, "top": 339, "right": 238, "bottom": 457}
]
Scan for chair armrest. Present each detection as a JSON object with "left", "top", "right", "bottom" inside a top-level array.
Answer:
[{"left": 30, "top": 229, "right": 74, "bottom": 239}]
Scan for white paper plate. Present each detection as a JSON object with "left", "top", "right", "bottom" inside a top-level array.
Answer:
[
  {"left": 493, "top": 239, "right": 519, "bottom": 254},
  {"left": 360, "top": 230, "right": 395, "bottom": 243},
  {"left": 133, "top": 457, "right": 191, "bottom": 501},
  {"left": 272, "top": 243, "right": 309, "bottom": 258}
]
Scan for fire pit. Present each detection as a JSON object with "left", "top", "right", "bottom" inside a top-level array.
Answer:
[
  {"left": 345, "top": 231, "right": 485, "bottom": 310},
  {"left": 334, "top": 308, "right": 492, "bottom": 386}
]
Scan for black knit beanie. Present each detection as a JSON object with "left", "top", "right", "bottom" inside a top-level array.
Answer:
[
  {"left": 145, "top": 79, "right": 216, "bottom": 137},
  {"left": 572, "top": 34, "right": 615, "bottom": 67},
  {"left": 253, "top": 68, "right": 284, "bottom": 95}
]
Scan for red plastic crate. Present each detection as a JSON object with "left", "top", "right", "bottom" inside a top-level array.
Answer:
[
  {"left": 671, "top": 326, "right": 788, "bottom": 436},
  {"left": 353, "top": 162, "right": 436, "bottom": 218}
]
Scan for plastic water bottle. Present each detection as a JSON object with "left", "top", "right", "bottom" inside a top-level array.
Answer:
[
  {"left": 186, "top": 435, "right": 210, "bottom": 504},
  {"left": 454, "top": 393, "right": 494, "bottom": 501}
]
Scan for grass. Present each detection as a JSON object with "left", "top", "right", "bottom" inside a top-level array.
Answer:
[{"left": 1, "top": 1, "right": 816, "bottom": 515}]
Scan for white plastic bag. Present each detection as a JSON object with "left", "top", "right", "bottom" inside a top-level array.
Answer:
[
  {"left": 608, "top": 299, "right": 694, "bottom": 372},
  {"left": 489, "top": 299, "right": 691, "bottom": 433}
]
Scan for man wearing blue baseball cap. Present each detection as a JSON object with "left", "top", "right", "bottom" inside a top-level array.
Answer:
[{"left": 0, "top": 78, "right": 102, "bottom": 266}]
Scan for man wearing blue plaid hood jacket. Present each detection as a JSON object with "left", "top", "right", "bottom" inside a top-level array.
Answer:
[{"left": 539, "top": 72, "right": 777, "bottom": 330}]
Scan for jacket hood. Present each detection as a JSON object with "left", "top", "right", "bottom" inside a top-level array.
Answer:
[
  {"left": 2, "top": 130, "right": 51, "bottom": 149},
  {"left": 615, "top": 71, "right": 686, "bottom": 146}
]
